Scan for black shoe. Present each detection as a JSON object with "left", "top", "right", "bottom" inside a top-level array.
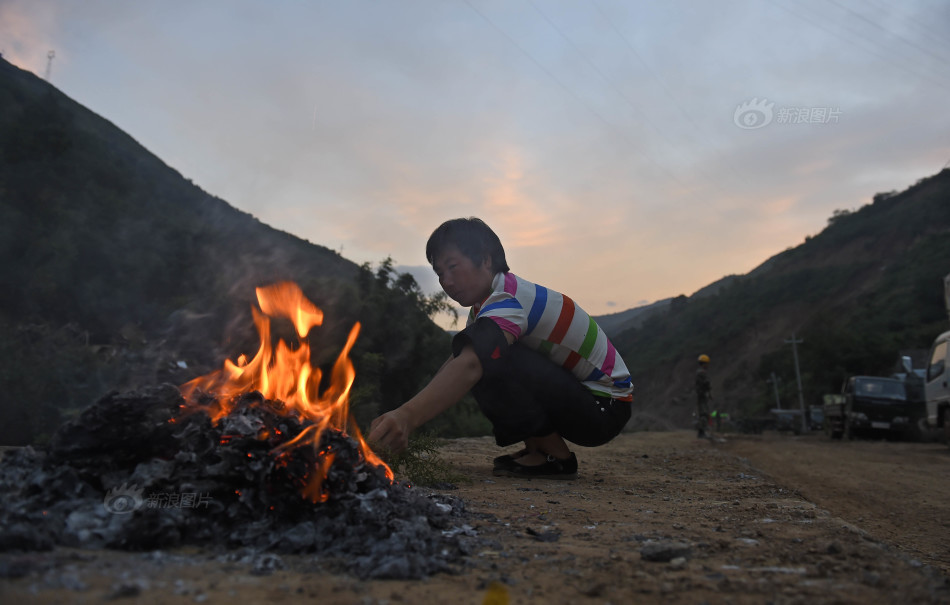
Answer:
[
  {"left": 492, "top": 448, "right": 529, "bottom": 469},
  {"left": 493, "top": 452, "right": 578, "bottom": 480}
]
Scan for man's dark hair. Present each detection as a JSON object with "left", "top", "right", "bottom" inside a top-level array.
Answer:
[{"left": 426, "top": 217, "right": 510, "bottom": 273}]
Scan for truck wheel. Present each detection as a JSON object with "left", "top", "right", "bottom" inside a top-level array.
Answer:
[{"left": 904, "top": 419, "right": 924, "bottom": 443}]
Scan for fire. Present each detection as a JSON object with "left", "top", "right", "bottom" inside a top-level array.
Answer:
[{"left": 180, "top": 281, "right": 393, "bottom": 501}]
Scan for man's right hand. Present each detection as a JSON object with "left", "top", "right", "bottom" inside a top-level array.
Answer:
[
  {"left": 367, "top": 343, "right": 492, "bottom": 454},
  {"left": 368, "top": 407, "right": 412, "bottom": 454}
]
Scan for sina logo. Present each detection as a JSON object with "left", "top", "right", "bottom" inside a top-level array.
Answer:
[
  {"left": 734, "top": 98, "right": 774, "bottom": 129},
  {"left": 103, "top": 483, "right": 145, "bottom": 514}
]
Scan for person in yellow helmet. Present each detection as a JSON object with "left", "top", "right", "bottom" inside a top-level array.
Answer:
[{"left": 695, "top": 354, "right": 712, "bottom": 438}]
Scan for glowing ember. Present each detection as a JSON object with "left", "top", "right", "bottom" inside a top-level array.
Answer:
[{"left": 180, "top": 281, "right": 392, "bottom": 501}]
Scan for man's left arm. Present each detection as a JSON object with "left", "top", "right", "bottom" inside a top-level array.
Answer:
[{"left": 368, "top": 331, "right": 515, "bottom": 452}]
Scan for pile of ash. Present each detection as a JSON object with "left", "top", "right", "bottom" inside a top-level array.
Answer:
[{"left": 0, "top": 384, "right": 479, "bottom": 579}]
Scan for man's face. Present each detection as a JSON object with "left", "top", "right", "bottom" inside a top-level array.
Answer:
[{"left": 432, "top": 244, "right": 494, "bottom": 307}]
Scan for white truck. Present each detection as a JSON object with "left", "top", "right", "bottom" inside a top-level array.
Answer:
[{"left": 924, "top": 272, "right": 950, "bottom": 441}]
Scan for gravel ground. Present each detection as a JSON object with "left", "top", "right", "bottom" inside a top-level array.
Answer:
[{"left": 2, "top": 430, "right": 949, "bottom": 604}]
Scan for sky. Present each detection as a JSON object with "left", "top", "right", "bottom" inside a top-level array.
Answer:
[{"left": 3, "top": 0, "right": 950, "bottom": 329}]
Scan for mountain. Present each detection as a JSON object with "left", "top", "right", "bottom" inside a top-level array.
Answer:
[
  {"left": 613, "top": 170, "right": 950, "bottom": 430},
  {"left": 3, "top": 54, "right": 948, "bottom": 445},
  {"left": 0, "top": 57, "right": 452, "bottom": 444},
  {"left": 593, "top": 299, "right": 672, "bottom": 339},
  {"left": 593, "top": 277, "right": 744, "bottom": 339}
]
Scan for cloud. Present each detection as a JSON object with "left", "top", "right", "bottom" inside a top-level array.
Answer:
[{"left": 6, "top": 0, "right": 949, "bottom": 320}]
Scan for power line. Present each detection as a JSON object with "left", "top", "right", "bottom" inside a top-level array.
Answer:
[
  {"left": 786, "top": 0, "right": 950, "bottom": 83},
  {"left": 771, "top": 0, "right": 950, "bottom": 92},
  {"left": 859, "top": 0, "right": 950, "bottom": 58},
  {"left": 528, "top": 0, "right": 715, "bottom": 192},
  {"left": 591, "top": 1, "right": 708, "bottom": 140},
  {"left": 459, "top": 0, "right": 687, "bottom": 190},
  {"left": 827, "top": 0, "right": 950, "bottom": 70},
  {"left": 531, "top": 0, "right": 750, "bottom": 202},
  {"left": 528, "top": 3, "right": 677, "bottom": 155},
  {"left": 590, "top": 0, "right": 749, "bottom": 191}
]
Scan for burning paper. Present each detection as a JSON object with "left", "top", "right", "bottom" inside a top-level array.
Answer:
[
  {"left": 0, "top": 282, "right": 476, "bottom": 579},
  {"left": 179, "top": 281, "right": 392, "bottom": 501}
]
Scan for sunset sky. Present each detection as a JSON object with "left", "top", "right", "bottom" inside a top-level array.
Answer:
[{"left": 4, "top": 0, "right": 949, "bottom": 328}]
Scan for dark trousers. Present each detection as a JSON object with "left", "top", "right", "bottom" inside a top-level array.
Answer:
[
  {"left": 696, "top": 397, "right": 710, "bottom": 433},
  {"left": 471, "top": 344, "right": 631, "bottom": 448}
]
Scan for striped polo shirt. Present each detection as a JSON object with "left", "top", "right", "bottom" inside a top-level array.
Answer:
[{"left": 469, "top": 272, "right": 634, "bottom": 401}]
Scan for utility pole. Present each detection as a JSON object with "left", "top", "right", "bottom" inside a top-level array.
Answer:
[
  {"left": 785, "top": 333, "right": 807, "bottom": 433},
  {"left": 44, "top": 50, "right": 55, "bottom": 81},
  {"left": 767, "top": 372, "right": 782, "bottom": 409}
]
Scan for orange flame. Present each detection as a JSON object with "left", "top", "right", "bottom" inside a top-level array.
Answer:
[{"left": 180, "top": 282, "right": 393, "bottom": 500}]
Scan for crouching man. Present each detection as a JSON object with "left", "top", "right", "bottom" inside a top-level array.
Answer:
[{"left": 368, "top": 217, "right": 634, "bottom": 480}]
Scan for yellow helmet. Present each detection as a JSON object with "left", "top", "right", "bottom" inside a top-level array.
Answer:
[{"left": 698, "top": 354, "right": 710, "bottom": 364}]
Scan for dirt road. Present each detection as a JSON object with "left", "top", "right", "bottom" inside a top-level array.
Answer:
[
  {"left": 2, "top": 430, "right": 949, "bottom": 604},
  {"left": 722, "top": 431, "right": 950, "bottom": 575}
]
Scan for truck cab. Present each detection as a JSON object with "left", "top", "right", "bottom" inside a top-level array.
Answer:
[
  {"left": 840, "top": 375, "right": 916, "bottom": 439},
  {"left": 925, "top": 330, "right": 950, "bottom": 438},
  {"left": 924, "top": 272, "right": 950, "bottom": 442}
]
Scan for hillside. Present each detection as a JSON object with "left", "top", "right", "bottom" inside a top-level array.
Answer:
[
  {"left": 3, "top": 54, "right": 948, "bottom": 445},
  {"left": 592, "top": 298, "right": 671, "bottom": 338},
  {"left": 593, "top": 277, "right": 744, "bottom": 338},
  {"left": 614, "top": 169, "right": 950, "bottom": 429},
  {"left": 0, "top": 58, "right": 455, "bottom": 444}
]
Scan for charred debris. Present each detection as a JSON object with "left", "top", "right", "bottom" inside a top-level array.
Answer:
[{"left": 0, "top": 384, "right": 484, "bottom": 580}]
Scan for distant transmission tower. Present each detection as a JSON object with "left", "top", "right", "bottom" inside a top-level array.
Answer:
[{"left": 44, "top": 50, "right": 55, "bottom": 81}]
